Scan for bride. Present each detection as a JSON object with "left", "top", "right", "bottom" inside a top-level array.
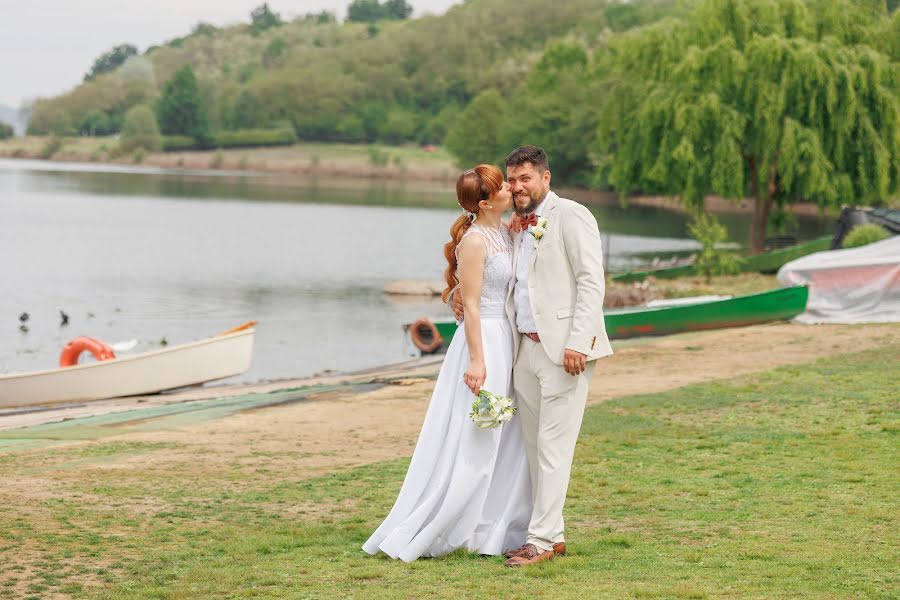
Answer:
[{"left": 363, "top": 164, "right": 532, "bottom": 561}]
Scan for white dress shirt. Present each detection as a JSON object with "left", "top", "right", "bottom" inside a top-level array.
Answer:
[{"left": 514, "top": 194, "right": 548, "bottom": 334}]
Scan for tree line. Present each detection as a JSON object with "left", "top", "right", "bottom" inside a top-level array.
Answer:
[
  {"left": 26, "top": 0, "right": 665, "bottom": 148},
  {"left": 21, "top": 0, "right": 900, "bottom": 252}
]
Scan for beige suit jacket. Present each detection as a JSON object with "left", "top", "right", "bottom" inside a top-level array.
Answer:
[{"left": 505, "top": 191, "right": 613, "bottom": 365}]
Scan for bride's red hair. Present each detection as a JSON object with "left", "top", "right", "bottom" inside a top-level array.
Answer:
[{"left": 441, "top": 164, "right": 504, "bottom": 303}]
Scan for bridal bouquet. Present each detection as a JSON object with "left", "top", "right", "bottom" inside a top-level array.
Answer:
[{"left": 469, "top": 390, "right": 517, "bottom": 430}]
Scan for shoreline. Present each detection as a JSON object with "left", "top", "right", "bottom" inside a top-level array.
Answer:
[
  {"left": 2, "top": 322, "right": 896, "bottom": 437},
  {"left": 0, "top": 353, "right": 446, "bottom": 432},
  {"left": 0, "top": 137, "right": 459, "bottom": 184},
  {"left": 570, "top": 187, "right": 837, "bottom": 219},
  {"left": 0, "top": 138, "right": 839, "bottom": 218}
]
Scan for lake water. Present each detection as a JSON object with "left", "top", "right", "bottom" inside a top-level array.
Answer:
[{"left": 0, "top": 159, "right": 831, "bottom": 383}]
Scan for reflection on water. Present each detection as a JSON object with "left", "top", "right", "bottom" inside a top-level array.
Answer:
[
  {"left": 580, "top": 194, "right": 831, "bottom": 243},
  {"left": 3, "top": 159, "right": 832, "bottom": 242},
  {"left": 4, "top": 159, "right": 452, "bottom": 208},
  {"left": 0, "top": 159, "right": 831, "bottom": 382}
]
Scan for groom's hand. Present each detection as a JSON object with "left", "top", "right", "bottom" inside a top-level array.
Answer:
[
  {"left": 451, "top": 290, "right": 464, "bottom": 321},
  {"left": 563, "top": 348, "right": 587, "bottom": 376}
]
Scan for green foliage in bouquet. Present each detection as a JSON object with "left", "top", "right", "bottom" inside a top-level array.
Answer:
[{"left": 468, "top": 390, "right": 516, "bottom": 430}]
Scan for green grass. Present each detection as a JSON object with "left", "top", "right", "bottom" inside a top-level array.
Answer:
[{"left": 1, "top": 345, "right": 897, "bottom": 598}]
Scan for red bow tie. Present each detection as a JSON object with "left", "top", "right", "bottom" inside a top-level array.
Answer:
[{"left": 519, "top": 213, "right": 538, "bottom": 230}]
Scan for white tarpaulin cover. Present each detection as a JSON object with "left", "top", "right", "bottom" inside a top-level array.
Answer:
[{"left": 777, "top": 236, "right": 900, "bottom": 323}]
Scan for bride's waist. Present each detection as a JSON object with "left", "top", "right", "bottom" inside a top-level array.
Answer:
[{"left": 468, "top": 303, "right": 507, "bottom": 319}]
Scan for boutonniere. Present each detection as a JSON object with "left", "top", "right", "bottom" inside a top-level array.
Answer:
[{"left": 528, "top": 217, "right": 549, "bottom": 240}]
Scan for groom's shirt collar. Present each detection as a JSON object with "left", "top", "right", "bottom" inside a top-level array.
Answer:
[{"left": 532, "top": 191, "right": 549, "bottom": 217}]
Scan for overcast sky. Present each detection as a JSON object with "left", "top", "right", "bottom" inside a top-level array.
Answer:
[{"left": 1, "top": 0, "right": 461, "bottom": 108}]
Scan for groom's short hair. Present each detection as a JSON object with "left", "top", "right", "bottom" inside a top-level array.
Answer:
[{"left": 505, "top": 146, "right": 549, "bottom": 173}]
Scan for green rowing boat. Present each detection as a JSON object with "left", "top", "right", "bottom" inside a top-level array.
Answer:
[
  {"left": 413, "top": 287, "right": 809, "bottom": 353},
  {"left": 612, "top": 236, "right": 832, "bottom": 283},
  {"left": 600, "top": 285, "right": 808, "bottom": 339}
]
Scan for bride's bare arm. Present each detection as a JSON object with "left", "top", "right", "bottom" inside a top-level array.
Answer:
[{"left": 456, "top": 233, "right": 487, "bottom": 395}]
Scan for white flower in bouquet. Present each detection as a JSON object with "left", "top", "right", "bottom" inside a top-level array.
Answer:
[{"left": 469, "top": 390, "right": 517, "bottom": 430}]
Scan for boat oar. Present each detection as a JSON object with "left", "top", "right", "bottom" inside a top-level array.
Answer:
[{"left": 215, "top": 321, "right": 258, "bottom": 336}]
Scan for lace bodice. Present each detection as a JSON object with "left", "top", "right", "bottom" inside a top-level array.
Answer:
[{"left": 456, "top": 223, "right": 513, "bottom": 313}]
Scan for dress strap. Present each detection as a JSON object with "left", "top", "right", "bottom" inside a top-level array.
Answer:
[{"left": 458, "top": 223, "right": 512, "bottom": 258}]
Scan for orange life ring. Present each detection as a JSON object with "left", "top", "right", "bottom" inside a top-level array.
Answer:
[
  {"left": 410, "top": 318, "right": 443, "bottom": 354},
  {"left": 59, "top": 337, "right": 116, "bottom": 367}
]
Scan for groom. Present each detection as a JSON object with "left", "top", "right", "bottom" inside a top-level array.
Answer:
[{"left": 453, "top": 145, "right": 612, "bottom": 566}]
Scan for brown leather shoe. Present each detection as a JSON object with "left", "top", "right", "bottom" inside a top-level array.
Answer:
[
  {"left": 503, "top": 544, "right": 529, "bottom": 559},
  {"left": 504, "top": 543, "right": 554, "bottom": 567},
  {"left": 505, "top": 541, "right": 566, "bottom": 559}
]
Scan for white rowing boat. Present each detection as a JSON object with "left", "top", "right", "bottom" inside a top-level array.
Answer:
[{"left": 0, "top": 324, "right": 256, "bottom": 408}]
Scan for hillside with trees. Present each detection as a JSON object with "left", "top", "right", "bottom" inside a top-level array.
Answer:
[
  {"left": 21, "top": 0, "right": 899, "bottom": 250},
  {"left": 26, "top": 0, "right": 682, "bottom": 150}
]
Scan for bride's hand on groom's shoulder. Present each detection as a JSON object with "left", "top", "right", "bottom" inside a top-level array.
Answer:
[
  {"left": 508, "top": 213, "right": 524, "bottom": 233},
  {"left": 463, "top": 361, "right": 486, "bottom": 395}
]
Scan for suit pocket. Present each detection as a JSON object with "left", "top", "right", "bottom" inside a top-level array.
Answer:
[{"left": 556, "top": 307, "right": 574, "bottom": 319}]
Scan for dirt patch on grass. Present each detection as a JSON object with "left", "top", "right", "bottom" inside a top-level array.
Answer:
[
  {"left": 107, "top": 381, "right": 429, "bottom": 474},
  {"left": 0, "top": 543, "right": 116, "bottom": 599},
  {"left": 5, "top": 322, "right": 896, "bottom": 502},
  {"left": 258, "top": 498, "right": 359, "bottom": 521}
]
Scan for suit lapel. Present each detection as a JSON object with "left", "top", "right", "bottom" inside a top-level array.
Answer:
[
  {"left": 529, "top": 191, "right": 559, "bottom": 274},
  {"left": 512, "top": 229, "right": 522, "bottom": 268}
]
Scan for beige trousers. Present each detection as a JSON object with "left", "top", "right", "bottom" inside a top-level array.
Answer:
[{"left": 513, "top": 334, "right": 595, "bottom": 551}]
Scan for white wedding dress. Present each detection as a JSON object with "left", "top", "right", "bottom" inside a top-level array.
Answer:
[{"left": 363, "top": 223, "right": 532, "bottom": 562}]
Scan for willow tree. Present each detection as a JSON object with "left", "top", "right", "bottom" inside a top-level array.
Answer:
[{"left": 597, "top": 0, "right": 900, "bottom": 252}]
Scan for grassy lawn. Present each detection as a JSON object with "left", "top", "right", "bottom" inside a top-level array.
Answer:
[{"left": 1, "top": 345, "right": 897, "bottom": 598}]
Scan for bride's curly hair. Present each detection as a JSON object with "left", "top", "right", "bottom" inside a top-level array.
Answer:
[{"left": 441, "top": 164, "right": 504, "bottom": 303}]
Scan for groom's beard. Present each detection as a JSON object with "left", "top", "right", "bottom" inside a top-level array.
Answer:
[{"left": 513, "top": 188, "right": 546, "bottom": 216}]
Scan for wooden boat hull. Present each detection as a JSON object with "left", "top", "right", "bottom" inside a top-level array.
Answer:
[
  {"left": 423, "top": 287, "right": 809, "bottom": 351},
  {"left": 613, "top": 236, "right": 832, "bottom": 283},
  {"left": 0, "top": 329, "right": 255, "bottom": 408}
]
